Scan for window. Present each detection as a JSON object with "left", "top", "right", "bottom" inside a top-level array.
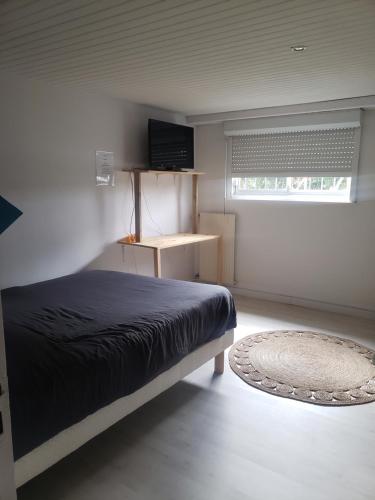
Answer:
[
  {"left": 227, "top": 127, "right": 360, "bottom": 203},
  {"left": 232, "top": 176, "right": 351, "bottom": 201}
]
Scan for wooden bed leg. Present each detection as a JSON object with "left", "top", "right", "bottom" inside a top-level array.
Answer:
[{"left": 214, "top": 351, "right": 225, "bottom": 374}]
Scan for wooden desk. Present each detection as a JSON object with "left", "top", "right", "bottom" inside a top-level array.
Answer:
[
  {"left": 118, "top": 170, "right": 222, "bottom": 282},
  {"left": 118, "top": 233, "right": 223, "bottom": 282}
]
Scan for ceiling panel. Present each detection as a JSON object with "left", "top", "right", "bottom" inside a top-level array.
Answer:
[{"left": 0, "top": 0, "right": 374, "bottom": 114}]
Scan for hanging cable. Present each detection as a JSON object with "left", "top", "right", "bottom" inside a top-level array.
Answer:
[{"left": 142, "top": 183, "right": 164, "bottom": 236}]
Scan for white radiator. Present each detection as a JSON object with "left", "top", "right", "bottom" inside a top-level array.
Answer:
[{"left": 199, "top": 212, "right": 235, "bottom": 285}]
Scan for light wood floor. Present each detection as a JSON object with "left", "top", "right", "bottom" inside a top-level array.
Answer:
[{"left": 18, "top": 296, "right": 375, "bottom": 500}]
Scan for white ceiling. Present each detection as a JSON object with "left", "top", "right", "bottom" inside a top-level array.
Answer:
[{"left": 1, "top": 0, "right": 375, "bottom": 115}]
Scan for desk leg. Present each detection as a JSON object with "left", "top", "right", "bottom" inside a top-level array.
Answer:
[
  {"left": 216, "top": 236, "right": 223, "bottom": 284},
  {"left": 153, "top": 248, "right": 161, "bottom": 278}
]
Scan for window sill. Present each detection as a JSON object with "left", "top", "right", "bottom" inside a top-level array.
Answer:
[{"left": 229, "top": 194, "right": 353, "bottom": 204}]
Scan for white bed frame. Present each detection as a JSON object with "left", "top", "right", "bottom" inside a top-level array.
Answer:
[{"left": 14, "top": 329, "right": 234, "bottom": 487}]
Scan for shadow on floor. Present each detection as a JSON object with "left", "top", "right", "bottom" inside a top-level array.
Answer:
[{"left": 17, "top": 380, "right": 207, "bottom": 500}]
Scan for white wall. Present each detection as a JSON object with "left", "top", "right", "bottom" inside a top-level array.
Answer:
[
  {"left": 196, "top": 111, "right": 375, "bottom": 315},
  {"left": 0, "top": 71, "right": 193, "bottom": 289}
]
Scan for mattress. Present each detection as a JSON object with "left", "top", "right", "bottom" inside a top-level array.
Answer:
[{"left": 2, "top": 271, "right": 236, "bottom": 460}]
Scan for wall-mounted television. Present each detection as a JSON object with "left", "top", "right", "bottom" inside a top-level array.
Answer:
[{"left": 148, "top": 119, "right": 194, "bottom": 170}]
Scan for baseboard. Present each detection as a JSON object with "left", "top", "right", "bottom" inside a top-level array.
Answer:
[{"left": 228, "top": 285, "right": 375, "bottom": 320}]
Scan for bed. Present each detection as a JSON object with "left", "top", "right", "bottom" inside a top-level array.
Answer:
[{"left": 2, "top": 270, "right": 236, "bottom": 486}]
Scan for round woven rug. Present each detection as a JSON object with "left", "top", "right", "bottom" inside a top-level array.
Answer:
[{"left": 229, "top": 331, "right": 375, "bottom": 406}]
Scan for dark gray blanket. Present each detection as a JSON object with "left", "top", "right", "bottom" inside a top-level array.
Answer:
[{"left": 2, "top": 270, "right": 236, "bottom": 459}]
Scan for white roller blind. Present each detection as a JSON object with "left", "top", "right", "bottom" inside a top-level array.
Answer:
[{"left": 230, "top": 127, "right": 360, "bottom": 177}]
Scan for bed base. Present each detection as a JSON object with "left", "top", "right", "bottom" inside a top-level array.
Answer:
[{"left": 15, "top": 329, "right": 234, "bottom": 487}]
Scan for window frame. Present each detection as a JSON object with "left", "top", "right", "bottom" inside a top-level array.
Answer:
[{"left": 231, "top": 175, "right": 352, "bottom": 203}]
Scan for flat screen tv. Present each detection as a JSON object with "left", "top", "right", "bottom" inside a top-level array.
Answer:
[{"left": 148, "top": 119, "right": 194, "bottom": 170}]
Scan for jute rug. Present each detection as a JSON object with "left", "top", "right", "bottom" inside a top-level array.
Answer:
[{"left": 229, "top": 330, "right": 375, "bottom": 406}]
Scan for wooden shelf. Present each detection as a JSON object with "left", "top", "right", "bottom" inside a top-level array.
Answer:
[{"left": 118, "top": 232, "right": 219, "bottom": 250}]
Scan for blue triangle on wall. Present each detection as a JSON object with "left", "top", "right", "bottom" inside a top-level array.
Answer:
[{"left": 0, "top": 196, "right": 22, "bottom": 234}]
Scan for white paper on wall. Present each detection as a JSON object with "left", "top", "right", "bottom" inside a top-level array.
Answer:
[{"left": 96, "top": 150, "right": 115, "bottom": 186}]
